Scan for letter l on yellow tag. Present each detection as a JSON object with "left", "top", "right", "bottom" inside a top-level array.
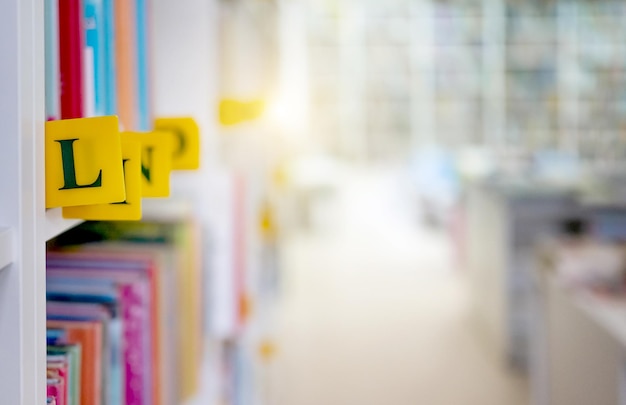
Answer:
[{"left": 45, "top": 116, "right": 126, "bottom": 208}]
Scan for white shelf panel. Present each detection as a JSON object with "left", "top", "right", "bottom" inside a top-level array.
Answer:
[
  {"left": 0, "top": 228, "right": 14, "bottom": 270},
  {"left": 45, "top": 208, "right": 84, "bottom": 242}
]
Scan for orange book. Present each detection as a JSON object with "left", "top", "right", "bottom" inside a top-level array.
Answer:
[
  {"left": 47, "top": 320, "right": 103, "bottom": 405},
  {"left": 115, "top": 0, "right": 137, "bottom": 130}
]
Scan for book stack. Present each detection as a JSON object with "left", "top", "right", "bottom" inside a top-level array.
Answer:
[{"left": 46, "top": 220, "right": 202, "bottom": 405}]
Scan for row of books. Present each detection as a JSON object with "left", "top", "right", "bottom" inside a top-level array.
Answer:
[
  {"left": 46, "top": 220, "right": 202, "bottom": 405},
  {"left": 45, "top": 0, "right": 151, "bottom": 130}
]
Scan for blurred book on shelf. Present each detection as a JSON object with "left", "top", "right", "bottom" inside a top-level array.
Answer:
[{"left": 46, "top": 220, "right": 203, "bottom": 405}]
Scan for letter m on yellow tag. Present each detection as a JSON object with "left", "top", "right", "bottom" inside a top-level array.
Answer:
[{"left": 46, "top": 116, "right": 126, "bottom": 208}]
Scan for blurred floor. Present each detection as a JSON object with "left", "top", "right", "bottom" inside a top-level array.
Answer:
[{"left": 268, "top": 166, "right": 528, "bottom": 405}]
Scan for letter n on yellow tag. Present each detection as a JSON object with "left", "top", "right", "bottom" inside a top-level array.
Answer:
[
  {"left": 45, "top": 116, "right": 125, "bottom": 208},
  {"left": 123, "top": 130, "right": 173, "bottom": 197},
  {"left": 154, "top": 117, "right": 200, "bottom": 170},
  {"left": 62, "top": 139, "right": 142, "bottom": 220}
]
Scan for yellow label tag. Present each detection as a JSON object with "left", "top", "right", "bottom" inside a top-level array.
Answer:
[
  {"left": 45, "top": 116, "right": 126, "bottom": 208},
  {"left": 123, "top": 130, "right": 173, "bottom": 197},
  {"left": 218, "top": 99, "right": 265, "bottom": 126},
  {"left": 62, "top": 139, "right": 142, "bottom": 220},
  {"left": 154, "top": 117, "right": 201, "bottom": 170}
]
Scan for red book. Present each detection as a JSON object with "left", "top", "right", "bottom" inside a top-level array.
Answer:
[{"left": 58, "top": 0, "right": 84, "bottom": 119}]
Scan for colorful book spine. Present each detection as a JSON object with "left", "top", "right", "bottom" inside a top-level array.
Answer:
[
  {"left": 84, "top": 0, "right": 106, "bottom": 116},
  {"left": 48, "top": 345, "right": 82, "bottom": 405},
  {"left": 47, "top": 301, "right": 113, "bottom": 405},
  {"left": 46, "top": 220, "right": 207, "bottom": 405},
  {"left": 47, "top": 378, "right": 63, "bottom": 405},
  {"left": 115, "top": 0, "right": 138, "bottom": 130},
  {"left": 47, "top": 363, "right": 68, "bottom": 405},
  {"left": 135, "top": 0, "right": 151, "bottom": 130},
  {"left": 47, "top": 320, "right": 103, "bottom": 405},
  {"left": 102, "top": 0, "right": 117, "bottom": 116},
  {"left": 121, "top": 282, "right": 148, "bottom": 405},
  {"left": 108, "top": 318, "right": 123, "bottom": 405},
  {"left": 58, "top": 0, "right": 85, "bottom": 119}
]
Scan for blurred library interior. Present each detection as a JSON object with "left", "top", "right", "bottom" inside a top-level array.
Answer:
[{"left": 4, "top": 0, "right": 626, "bottom": 404}]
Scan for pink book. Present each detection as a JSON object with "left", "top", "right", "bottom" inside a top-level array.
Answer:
[
  {"left": 46, "top": 377, "right": 65, "bottom": 405},
  {"left": 47, "top": 357, "right": 68, "bottom": 405},
  {"left": 121, "top": 282, "right": 148, "bottom": 405}
]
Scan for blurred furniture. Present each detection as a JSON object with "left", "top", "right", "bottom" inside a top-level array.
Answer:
[
  {"left": 530, "top": 243, "right": 626, "bottom": 405},
  {"left": 466, "top": 180, "right": 583, "bottom": 370}
]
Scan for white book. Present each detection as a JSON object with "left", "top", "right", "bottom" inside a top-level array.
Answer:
[{"left": 83, "top": 46, "right": 96, "bottom": 117}]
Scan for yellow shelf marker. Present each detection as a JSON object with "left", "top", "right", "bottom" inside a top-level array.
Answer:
[
  {"left": 123, "top": 130, "right": 174, "bottom": 197},
  {"left": 62, "top": 139, "right": 143, "bottom": 220},
  {"left": 45, "top": 116, "right": 126, "bottom": 208},
  {"left": 154, "top": 117, "right": 201, "bottom": 170}
]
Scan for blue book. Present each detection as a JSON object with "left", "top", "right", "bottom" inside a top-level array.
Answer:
[
  {"left": 46, "top": 329, "right": 67, "bottom": 346},
  {"left": 84, "top": 0, "right": 106, "bottom": 116},
  {"left": 135, "top": 0, "right": 151, "bottom": 130},
  {"left": 102, "top": 0, "right": 117, "bottom": 116}
]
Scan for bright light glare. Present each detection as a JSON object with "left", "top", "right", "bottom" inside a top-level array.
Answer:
[{"left": 265, "top": 93, "right": 307, "bottom": 135}]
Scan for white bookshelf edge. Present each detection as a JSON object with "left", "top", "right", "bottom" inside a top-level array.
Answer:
[{"left": 45, "top": 208, "right": 84, "bottom": 242}]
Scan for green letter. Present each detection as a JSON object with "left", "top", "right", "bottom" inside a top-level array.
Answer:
[
  {"left": 173, "top": 128, "right": 186, "bottom": 157},
  {"left": 113, "top": 159, "right": 130, "bottom": 205},
  {"left": 56, "top": 139, "right": 103, "bottom": 190},
  {"left": 141, "top": 147, "right": 153, "bottom": 183}
]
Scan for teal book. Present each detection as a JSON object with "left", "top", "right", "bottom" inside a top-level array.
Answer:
[
  {"left": 102, "top": 0, "right": 117, "bottom": 116},
  {"left": 135, "top": 0, "right": 151, "bottom": 130},
  {"left": 84, "top": 0, "right": 106, "bottom": 116}
]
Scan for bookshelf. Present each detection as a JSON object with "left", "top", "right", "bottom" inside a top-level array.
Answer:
[
  {"left": 0, "top": 0, "right": 220, "bottom": 403},
  {"left": 0, "top": 0, "right": 47, "bottom": 403},
  {"left": 304, "top": 0, "right": 626, "bottom": 165}
]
